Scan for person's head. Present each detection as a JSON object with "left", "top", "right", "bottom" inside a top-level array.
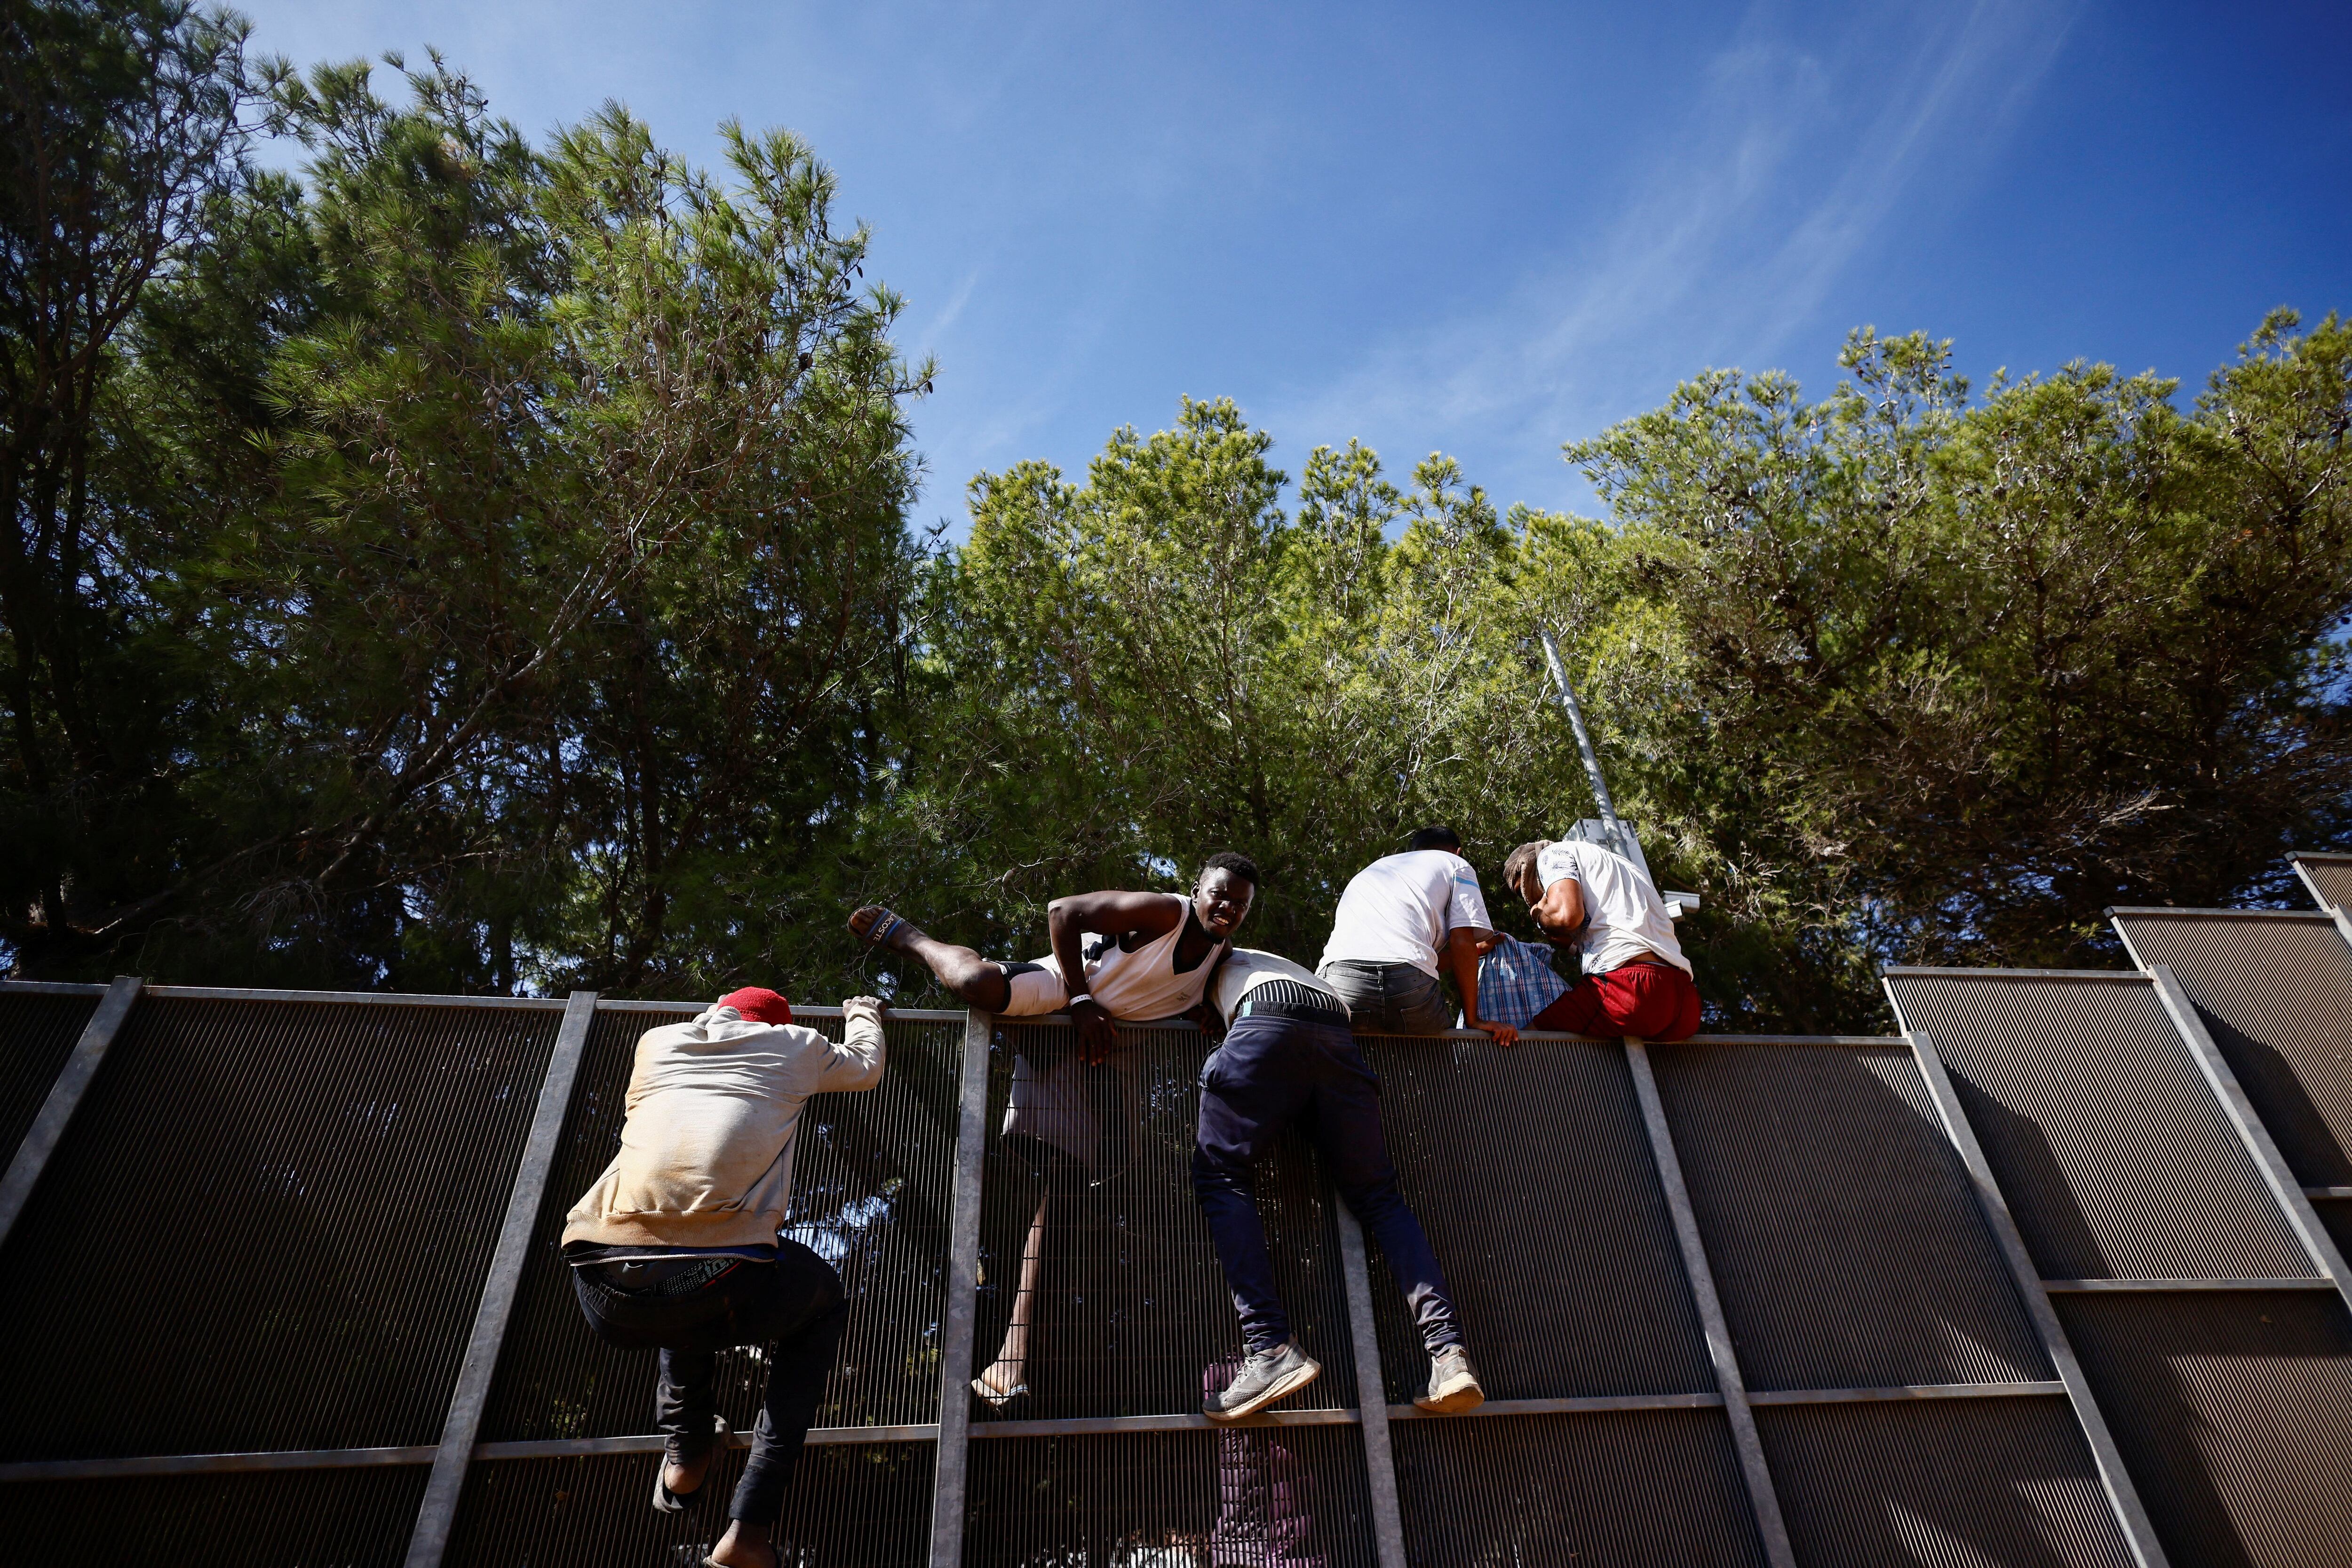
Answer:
[
  {"left": 1406, "top": 825, "right": 1462, "bottom": 855},
  {"left": 1502, "top": 841, "right": 1551, "bottom": 906},
  {"left": 716, "top": 986, "right": 793, "bottom": 1026},
  {"left": 1194, "top": 850, "right": 1260, "bottom": 938}
]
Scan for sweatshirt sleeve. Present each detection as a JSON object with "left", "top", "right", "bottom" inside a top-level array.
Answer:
[{"left": 816, "top": 998, "right": 888, "bottom": 1093}]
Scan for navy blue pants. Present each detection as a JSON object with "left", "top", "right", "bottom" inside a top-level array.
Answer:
[{"left": 1192, "top": 1012, "right": 1462, "bottom": 1356}]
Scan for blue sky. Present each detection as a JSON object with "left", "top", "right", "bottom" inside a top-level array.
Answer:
[{"left": 232, "top": 0, "right": 2350, "bottom": 534}]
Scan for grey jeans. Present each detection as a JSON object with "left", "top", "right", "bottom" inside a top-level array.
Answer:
[{"left": 1318, "top": 960, "right": 1453, "bottom": 1034}]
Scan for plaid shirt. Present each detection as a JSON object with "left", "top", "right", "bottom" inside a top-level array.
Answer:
[{"left": 1476, "top": 936, "right": 1573, "bottom": 1029}]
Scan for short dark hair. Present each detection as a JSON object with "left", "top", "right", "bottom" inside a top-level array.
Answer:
[
  {"left": 1201, "top": 850, "right": 1261, "bottom": 889},
  {"left": 1406, "top": 825, "right": 1462, "bottom": 853}
]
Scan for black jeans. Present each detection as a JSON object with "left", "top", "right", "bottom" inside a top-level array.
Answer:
[
  {"left": 573, "top": 1240, "right": 849, "bottom": 1525},
  {"left": 1192, "top": 1013, "right": 1462, "bottom": 1357}
]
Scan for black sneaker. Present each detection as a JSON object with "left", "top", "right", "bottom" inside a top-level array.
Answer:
[
  {"left": 1204, "top": 1338, "right": 1321, "bottom": 1422},
  {"left": 1414, "top": 1346, "right": 1484, "bottom": 1413}
]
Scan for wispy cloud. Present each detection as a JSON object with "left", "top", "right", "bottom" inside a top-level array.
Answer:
[{"left": 1265, "top": 0, "right": 2081, "bottom": 515}]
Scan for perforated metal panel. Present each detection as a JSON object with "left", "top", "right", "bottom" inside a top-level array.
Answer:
[
  {"left": 1650, "top": 1042, "right": 2049, "bottom": 1390},
  {"left": 2111, "top": 910, "right": 2352, "bottom": 1186},
  {"left": 1755, "top": 1396, "right": 2132, "bottom": 1568},
  {"left": 972, "top": 1019, "right": 1357, "bottom": 1421},
  {"left": 1390, "top": 1410, "right": 1764, "bottom": 1567},
  {"left": 1885, "top": 971, "right": 2313, "bottom": 1281},
  {"left": 0, "top": 1464, "right": 426, "bottom": 1566},
  {"left": 479, "top": 1005, "right": 963, "bottom": 1443},
  {"left": 963, "top": 1426, "right": 1379, "bottom": 1567},
  {"left": 2289, "top": 852, "right": 2352, "bottom": 912},
  {"left": 1355, "top": 1034, "right": 1712, "bottom": 1403},
  {"left": 0, "top": 996, "right": 560, "bottom": 1459},
  {"left": 445, "top": 1444, "right": 934, "bottom": 1568},
  {"left": 0, "top": 986, "right": 101, "bottom": 1165},
  {"left": 2318, "top": 1197, "right": 2352, "bottom": 1261},
  {"left": 2057, "top": 1290, "right": 2352, "bottom": 1568}
]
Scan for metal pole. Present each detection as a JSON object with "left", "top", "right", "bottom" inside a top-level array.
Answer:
[
  {"left": 1537, "top": 626, "right": 1625, "bottom": 858},
  {"left": 1623, "top": 1040, "right": 1797, "bottom": 1568},
  {"left": 928, "top": 1008, "right": 994, "bottom": 1568},
  {"left": 0, "top": 975, "right": 140, "bottom": 1252},
  {"left": 1335, "top": 1206, "right": 1410, "bottom": 1568},
  {"left": 405, "top": 990, "right": 599, "bottom": 1568}
]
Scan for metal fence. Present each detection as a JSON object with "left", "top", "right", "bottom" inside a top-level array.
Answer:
[{"left": 3, "top": 882, "right": 2351, "bottom": 1566}]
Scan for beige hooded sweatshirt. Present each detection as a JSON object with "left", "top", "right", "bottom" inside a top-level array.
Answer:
[{"left": 562, "top": 998, "right": 886, "bottom": 1253}]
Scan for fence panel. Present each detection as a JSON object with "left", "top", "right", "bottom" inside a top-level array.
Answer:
[
  {"left": 1650, "top": 1041, "right": 2049, "bottom": 1392},
  {"left": 1884, "top": 972, "right": 2311, "bottom": 1283},
  {"left": 0, "top": 995, "right": 560, "bottom": 1461},
  {"left": 0, "top": 1453, "right": 428, "bottom": 1567},
  {"left": 1889, "top": 967, "right": 2352, "bottom": 1568},
  {"left": 1354, "top": 1033, "right": 1713, "bottom": 1403},
  {"left": 0, "top": 985, "right": 101, "bottom": 1164},
  {"left": 2056, "top": 1289, "right": 2352, "bottom": 1568},
  {"left": 1391, "top": 1408, "right": 1764, "bottom": 1567},
  {"left": 1755, "top": 1397, "right": 2133, "bottom": 1568}
]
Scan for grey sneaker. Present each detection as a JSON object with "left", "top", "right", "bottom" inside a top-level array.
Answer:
[
  {"left": 1415, "top": 1346, "right": 1484, "bottom": 1413},
  {"left": 1205, "top": 1338, "right": 1321, "bottom": 1421}
]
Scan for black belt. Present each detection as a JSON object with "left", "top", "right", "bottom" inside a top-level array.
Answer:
[
  {"left": 1239, "top": 997, "right": 1351, "bottom": 1026},
  {"left": 583, "top": 1255, "right": 743, "bottom": 1296}
]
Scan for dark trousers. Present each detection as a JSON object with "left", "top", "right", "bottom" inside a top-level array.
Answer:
[
  {"left": 573, "top": 1239, "right": 849, "bottom": 1525},
  {"left": 1192, "top": 1013, "right": 1462, "bottom": 1356}
]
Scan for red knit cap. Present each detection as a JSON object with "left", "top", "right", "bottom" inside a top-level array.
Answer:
[{"left": 717, "top": 986, "right": 792, "bottom": 1026}]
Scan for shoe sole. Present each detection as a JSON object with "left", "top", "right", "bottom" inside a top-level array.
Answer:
[
  {"left": 1205, "top": 1358, "right": 1321, "bottom": 1422},
  {"left": 1414, "top": 1381, "right": 1485, "bottom": 1415}
]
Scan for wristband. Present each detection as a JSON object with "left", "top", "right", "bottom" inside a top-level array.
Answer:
[{"left": 1067, "top": 993, "right": 1095, "bottom": 1009}]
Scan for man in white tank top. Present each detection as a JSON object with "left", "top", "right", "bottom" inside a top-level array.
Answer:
[{"left": 847, "top": 853, "right": 1260, "bottom": 1405}]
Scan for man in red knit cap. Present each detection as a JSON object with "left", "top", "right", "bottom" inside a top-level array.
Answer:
[{"left": 563, "top": 985, "right": 887, "bottom": 1568}]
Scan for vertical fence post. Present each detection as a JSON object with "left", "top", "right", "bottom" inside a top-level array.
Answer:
[
  {"left": 1897, "top": 1020, "right": 2171, "bottom": 1568},
  {"left": 0, "top": 975, "right": 140, "bottom": 1252},
  {"left": 1335, "top": 1205, "right": 1410, "bottom": 1568},
  {"left": 1624, "top": 1040, "right": 1797, "bottom": 1568},
  {"left": 405, "top": 990, "right": 598, "bottom": 1568},
  {"left": 928, "top": 1008, "right": 994, "bottom": 1568},
  {"left": 2144, "top": 965, "right": 2352, "bottom": 1314}
]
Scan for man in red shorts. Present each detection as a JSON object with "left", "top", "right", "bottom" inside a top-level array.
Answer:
[{"left": 1501, "top": 836, "right": 1702, "bottom": 1042}]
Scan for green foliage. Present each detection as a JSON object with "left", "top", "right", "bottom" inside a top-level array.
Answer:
[
  {"left": 3, "top": 16, "right": 2346, "bottom": 1031},
  {"left": 4, "top": 37, "right": 929, "bottom": 992}
]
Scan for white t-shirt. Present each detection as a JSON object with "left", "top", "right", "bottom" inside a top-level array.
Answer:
[
  {"left": 1212, "top": 948, "right": 1348, "bottom": 1025},
  {"left": 1535, "top": 839, "right": 1691, "bottom": 977},
  {"left": 1319, "top": 850, "right": 1495, "bottom": 979}
]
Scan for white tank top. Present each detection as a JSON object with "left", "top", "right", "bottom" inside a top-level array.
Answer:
[{"left": 1027, "top": 894, "right": 1229, "bottom": 1020}]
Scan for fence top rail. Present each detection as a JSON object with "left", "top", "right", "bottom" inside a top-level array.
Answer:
[
  {"left": 0, "top": 981, "right": 1906, "bottom": 1046},
  {"left": 1881, "top": 965, "right": 2147, "bottom": 982},
  {"left": 2105, "top": 905, "right": 2336, "bottom": 922},
  {"left": 2287, "top": 850, "right": 2352, "bottom": 865}
]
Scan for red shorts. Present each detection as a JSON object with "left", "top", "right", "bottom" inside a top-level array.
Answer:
[{"left": 1530, "top": 959, "right": 1702, "bottom": 1042}]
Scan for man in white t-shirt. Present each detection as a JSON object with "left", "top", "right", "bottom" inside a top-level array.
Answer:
[
  {"left": 1501, "top": 837, "right": 1702, "bottom": 1041},
  {"left": 1317, "top": 826, "right": 1514, "bottom": 1042}
]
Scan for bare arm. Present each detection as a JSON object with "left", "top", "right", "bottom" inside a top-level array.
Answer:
[
  {"left": 1531, "top": 875, "right": 1586, "bottom": 947},
  {"left": 1045, "top": 889, "right": 1184, "bottom": 997},
  {"left": 1046, "top": 889, "right": 1183, "bottom": 1064}
]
